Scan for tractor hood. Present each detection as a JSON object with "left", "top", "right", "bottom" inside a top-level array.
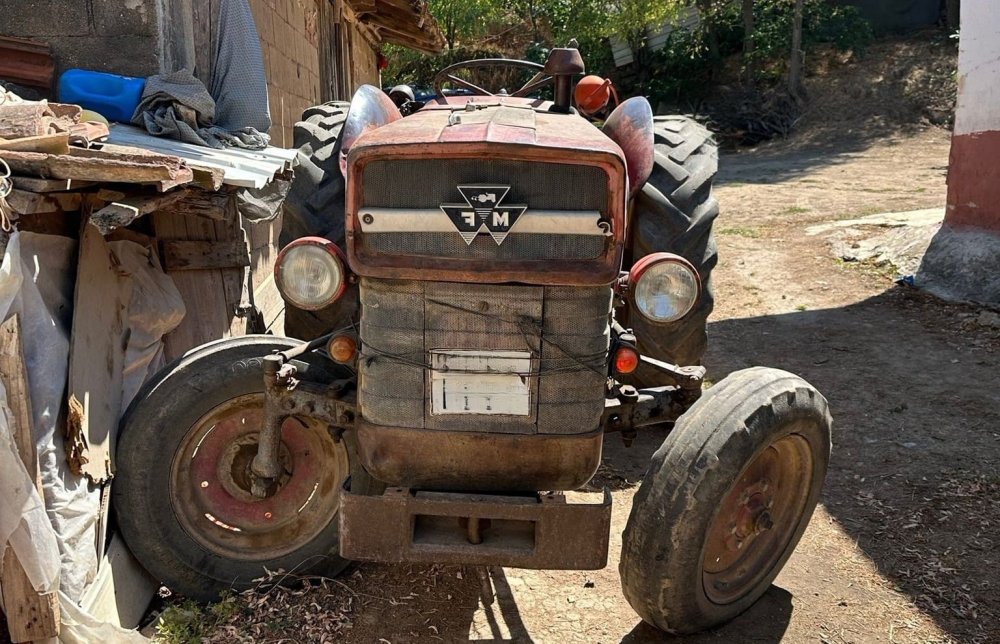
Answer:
[{"left": 348, "top": 96, "right": 628, "bottom": 164}]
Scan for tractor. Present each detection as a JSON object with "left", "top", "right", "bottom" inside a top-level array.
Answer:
[{"left": 114, "top": 45, "right": 831, "bottom": 634}]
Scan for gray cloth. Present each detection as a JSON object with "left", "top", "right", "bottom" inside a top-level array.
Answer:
[
  {"left": 131, "top": 0, "right": 271, "bottom": 149},
  {"left": 211, "top": 0, "right": 272, "bottom": 135},
  {"left": 237, "top": 174, "right": 291, "bottom": 222}
]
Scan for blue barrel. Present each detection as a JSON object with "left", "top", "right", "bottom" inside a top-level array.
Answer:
[{"left": 58, "top": 69, "right": 146, "bottom": 123}]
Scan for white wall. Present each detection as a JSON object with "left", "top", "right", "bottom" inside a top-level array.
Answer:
[{"left": 954, "top": 0, "right": 1000, "bottom": 135}]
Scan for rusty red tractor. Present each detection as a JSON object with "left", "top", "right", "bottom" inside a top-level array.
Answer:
[{"left": 115, "top": 46, "right": 831, "bottom": 634}]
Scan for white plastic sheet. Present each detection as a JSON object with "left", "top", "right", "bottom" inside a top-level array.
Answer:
[
  {"left": 0, "top": 231, "right": 184, "bottom": 641},
  {"left": 0, "top": 233, "right": 66, "bottom": 598},
  {"left": 0, "top": 232, "right": 99, "bottom": 602},
  {"left": 110, "top": 241, "right": 185, "bottom": 409}
]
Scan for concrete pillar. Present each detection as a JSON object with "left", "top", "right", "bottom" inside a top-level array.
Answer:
[{"left": 916, "top": 0, "right": 1000, "bottom": 304}]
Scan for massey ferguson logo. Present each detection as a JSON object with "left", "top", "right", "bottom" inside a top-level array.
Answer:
[{"left": 440, "top": 185, "right": 527, "bottom": 245}]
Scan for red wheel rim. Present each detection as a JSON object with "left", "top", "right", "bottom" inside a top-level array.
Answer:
[{"left": 170, "top": 394, "right": 349, "bottom": 561}]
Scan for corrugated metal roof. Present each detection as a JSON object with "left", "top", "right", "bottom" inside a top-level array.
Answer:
[{"left": 107, "top": 124, "right": 298, "bottom": 189}]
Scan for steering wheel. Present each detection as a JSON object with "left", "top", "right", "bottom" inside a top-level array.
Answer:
[{"left": 433, "top": 59, "right": 553, "bottom": 98}]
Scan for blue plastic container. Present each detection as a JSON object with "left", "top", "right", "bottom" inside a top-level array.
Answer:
[{"left": 58, "top": 69, "right": 146, "bottom": 123}]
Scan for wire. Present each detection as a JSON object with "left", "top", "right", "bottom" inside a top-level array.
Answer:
[
  {"left": 356, "top": 297, "right": 609, "bottom": 378},
  {"left": 0, "top": 159, "right": 15, "bottom": 233}
]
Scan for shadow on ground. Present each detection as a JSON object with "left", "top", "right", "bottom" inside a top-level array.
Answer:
[{"left": 702, "top": 286, "right": 1000, "bottom": 643}]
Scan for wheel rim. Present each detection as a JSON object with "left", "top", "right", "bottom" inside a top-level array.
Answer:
[
  {"left": 169, "top": 394, "right": 349, "bottom": 561},
  {"left": 702, "top": 431, "right": 814, "bottom": 605}
]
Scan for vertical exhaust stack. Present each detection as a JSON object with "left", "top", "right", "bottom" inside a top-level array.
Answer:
[{"left": 544, "top": 45, "right": 585, "bottom": 114}]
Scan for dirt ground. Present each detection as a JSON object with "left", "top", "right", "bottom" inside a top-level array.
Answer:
[{"left": 180, "top": 123, "right": 1000, "bottom": 643}]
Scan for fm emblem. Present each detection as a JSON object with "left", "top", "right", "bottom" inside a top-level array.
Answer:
[{"left": 440, "top": 185, "right": 527, "bottom": 245}]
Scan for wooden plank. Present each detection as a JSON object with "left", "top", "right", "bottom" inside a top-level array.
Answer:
[
  {"left": 15, "top": 210, "right": 80, "bottom": 237},
  {"left": 0, "top": 316, "right": 61, "bottom": 642},
  {"left": 10, "top": 175, "right": 95, "bottom": 193},
  {"left": 89, "top": 189, "right": 192, "bottom": 235},
  {"left": 192, "top": 0, "right": 215, "bottom": 86},
  {"left": 191, "top": 165, "right": 226, "bottom": 191},
  {"left": 1, "top": 150, "right": 178, "bottom": 184},
  {"left": 154, "top": 197, "right": 242, "bottom": 360},
  {"left": 245, "top": 212, "right": 284, "bottom": 331},
  {"left": 71, "top": 146, "right": 196, "bottom": 190},
  {"left": 161, "top": 239, "right": 251, "bottom": 271},
  {"left": 7, "top": 189, "right": 83, "bottom": 215},
  {"left": 65, "top": 223, "right": 133, "bottom": 484},
  {"left": 0, "top": 133, "right": 70, "bottom": 155},
  {"left": 170, "top": 190, "right": 231, "bottom": 220}
]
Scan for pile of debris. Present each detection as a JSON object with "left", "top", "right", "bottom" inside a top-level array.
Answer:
[{"left": 0, "top": 89, "right": 295, "bottom": 643}]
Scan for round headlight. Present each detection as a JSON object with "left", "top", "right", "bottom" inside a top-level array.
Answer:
[
  {"left": 275, "top": 237, "right": 347, "bottom": 311},
  {"left": 629, "top": 253, "right": 701, "bottom": 324}
]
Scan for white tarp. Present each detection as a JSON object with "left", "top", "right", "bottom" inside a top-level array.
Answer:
[
  {"left": 0, "top": 233, "right": 75, "bottom": 599},
  {"left": 0, "top": 231, "right": 184, "bottom": 641}
]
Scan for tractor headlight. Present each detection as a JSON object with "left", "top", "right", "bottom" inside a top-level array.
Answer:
[
  {"left": 275, "top": 237, "right": 347, "bottom": 310},
  {"left": 629, "top": 253, "right": 701, "bottom": 324}
]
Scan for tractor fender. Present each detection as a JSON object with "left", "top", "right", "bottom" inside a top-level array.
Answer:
[
  {"left": 603, "top": 96, "right": 655, "bottom": 195},
  {"left": 339, "top": 84, "right": 403, "bottom": 176}
]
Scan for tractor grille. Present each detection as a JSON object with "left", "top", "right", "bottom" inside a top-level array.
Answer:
[
  {"left": 358, "top": 158, "right": 610, "bottom": 262},
  {"left": 358, "top": 278, "right": 612, "bottom": 435},
  {"left": 363, "top": 232, "right": 606, "bottom": 261}
]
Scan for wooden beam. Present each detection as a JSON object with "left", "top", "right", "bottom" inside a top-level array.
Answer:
[
  {"left": 89, "top": 190, "right": 192, "bottom": 235},
  {"left": 10, "top": 175, "right": 95, "bottom": 193},
  {"left": 0, "top": 316, "right": 61, "bottom": 643},
  {"left": 0, "top": 133, "right": 70, "bottom": 155},
  {"left": 0, "top": 150, "right": 182, "bottom": 185},
  {"left": 163, "top": 189, "right": 232, "bottom": 221},
  {"left": 161, "top": 239, "right": 251, "bottom": 271},
  {"left": 7, "top": 189, "right": 83, "bottom": 215}
]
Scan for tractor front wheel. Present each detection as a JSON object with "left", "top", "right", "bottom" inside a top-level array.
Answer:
[
  {"left": 113, "top": 336, "right": 375, "bottom": 601},
  {"left": 620, "top": 367, "right": 832, "bottom": 633}
]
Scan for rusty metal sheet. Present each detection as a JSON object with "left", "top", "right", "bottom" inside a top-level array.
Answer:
[{"left": 340, "top": 487, "right": 612, "bottom": 570}]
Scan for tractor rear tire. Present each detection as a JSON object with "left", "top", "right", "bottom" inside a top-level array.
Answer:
[
  {"left": 627, "top": 116, "right": 719, "bottom": 385},
  {"left": 620, "top": 367, "right": 831, "bottom": 633},
  {"left": 282, "top": 102, "right": 358, "bottom": 340}
]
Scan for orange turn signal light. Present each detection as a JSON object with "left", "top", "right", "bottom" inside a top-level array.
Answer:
[
  {"left": 328, "top": 335, "right": 358, "bottom": 364},
  {"left": 614, "top": 346, "right": 640, "bottom": 374}
]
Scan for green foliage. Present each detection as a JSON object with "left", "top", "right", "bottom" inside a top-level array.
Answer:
[
  {"left": 384, "top": 0, "right": 873, "bottom": 110},
  {"left": 433, "top": 0, "right": 503, "bottom": 49},
  {"left": 716, "top": 0, "right": 874, "bottom": 63},
  {"left": 155, "top": 594, "right": 241, "bottom": 644},
  {"left": 385, "top": 46, "right": 506, "bottom": 87},
  {"left": 610, "top": 0, "right": 873, "bottom": 108}
]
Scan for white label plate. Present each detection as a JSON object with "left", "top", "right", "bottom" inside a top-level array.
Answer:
[{"left": 430, "top": 350, "right": 532, "bottom": 416}]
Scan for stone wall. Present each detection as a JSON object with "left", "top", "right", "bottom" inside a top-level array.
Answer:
[
  {"left": 0, "top": 0, "right": 380, "bottom": 147},
  {"left": 248, "top": 0, "right": 324, "bottom": 148},
  {"left": 0, "top": 0, "right": 162, "bottom": 86}
]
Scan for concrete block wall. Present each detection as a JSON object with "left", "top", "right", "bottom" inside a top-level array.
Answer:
[
  {"left": 0, "top": 0, "right": 162, "bottom": 89},
  {"left": 248, "top": 0, "right": 323, "bottom": 148}
]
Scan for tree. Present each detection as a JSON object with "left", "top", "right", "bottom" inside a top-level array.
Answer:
[
  {"left": 742, "top": 0, "right": 755, "bottom": 85},
  {"left": 788, "top": 0, "right": 805, "bottom": 99},
  {"left": 431, "top": 0, "right": 502, "bottom": 50}
]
